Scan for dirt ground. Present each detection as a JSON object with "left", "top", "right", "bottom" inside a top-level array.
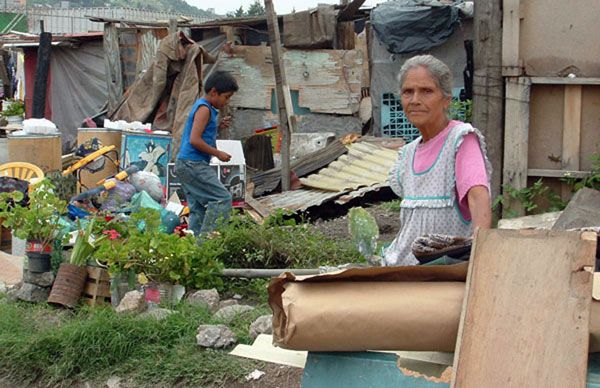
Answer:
[
  {"left": 311, "top": 200, "right": 401, "bottom": 244},
  {"left": 225, "top": 364, "right": 304, "bottom": 388}
]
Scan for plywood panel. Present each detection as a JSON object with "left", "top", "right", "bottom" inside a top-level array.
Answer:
[
  {"left": 452, "top": 229, "right": 596, "bottom": 388},
  {"left": 520, "top": 0, "right": 600, "bottom": 76},
  {"left": 528, "top": 85, "right": 563, "bottom": 170},
  {"left": 218, "top": 46, "right": 362, "bottom": 115}
]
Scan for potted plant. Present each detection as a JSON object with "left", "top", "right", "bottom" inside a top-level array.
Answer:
[
  {"left": 2, "top": 99, "right": 25, "bottom": 125},
  {"left": 48, "top": 219, "right": 105, "bottom": 308},
  {"left": 0, "top": 179, "right": 67, "bottom": 273}
]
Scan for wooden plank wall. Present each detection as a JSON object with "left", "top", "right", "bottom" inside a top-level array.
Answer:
[
  {"left": 217, "top": 45, "right": 363, "bottom": 115},
  {"left": 501, "top": 0, "right": 600, "bottom": 217}
]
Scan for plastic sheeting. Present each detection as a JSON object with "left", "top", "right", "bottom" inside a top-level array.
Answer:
[
  {"left": 370, "top": 0, "right": 460, "bottom": 54},
  {"left": 50, "top": 41, "right": 107, "bottom": 153}
]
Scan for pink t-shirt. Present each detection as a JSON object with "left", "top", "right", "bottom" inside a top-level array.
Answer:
[{"left": 412, "top": 120, "right": 489, "bottom": 220}]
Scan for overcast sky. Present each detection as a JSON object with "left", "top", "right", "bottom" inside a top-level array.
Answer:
[{"left": 184, "top": 0, "right": 386, "bottom": 16}]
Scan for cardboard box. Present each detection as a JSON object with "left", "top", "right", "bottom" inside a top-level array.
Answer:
[{"left": 167, "top": 140, "right": 246, "bottom": 208}]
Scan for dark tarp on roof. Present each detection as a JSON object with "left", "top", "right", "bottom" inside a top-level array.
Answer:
[{"left": 370, "top": 1, "right": 459, "bottom": 54}]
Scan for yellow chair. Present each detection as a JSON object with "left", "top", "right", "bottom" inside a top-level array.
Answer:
[{"left": 0, "top": 162, "right": 45, "bottom": 182}]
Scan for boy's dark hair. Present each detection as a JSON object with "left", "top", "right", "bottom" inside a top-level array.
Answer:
[{"left": 204, "top": 70, "right": 239, "bottom": 94}]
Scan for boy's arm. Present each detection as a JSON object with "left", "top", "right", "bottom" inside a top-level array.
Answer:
[{"left": 189, "top": 106, "right": 231, "bottom": 162}]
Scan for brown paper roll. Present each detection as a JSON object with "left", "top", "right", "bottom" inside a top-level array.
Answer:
[{"left": 275, "top": 281, "right": 463, "bottom": 352}]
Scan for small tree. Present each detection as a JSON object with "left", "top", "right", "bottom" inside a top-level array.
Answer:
[{"left": 247, "top": 0, "right": 265, "bottom": 16}]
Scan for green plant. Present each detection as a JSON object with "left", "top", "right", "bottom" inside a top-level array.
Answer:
[
  {"left": 493, "top": 178, "right": 566, "bottom": 218},
  {"left": 2, "top": 99, "right": 24, "bottom": 117},
  {"left": 562, "top": 153, "right": 600, "bottom": 192},
  {"left": 0, "top": 179, "right": 67, "bottom": 248},
  {"left": 199, "top": 212, "right": 363, "bottom": 269},
  {"left": 92, "top": 209, "right": 223, "bottom": 290},
  {"left": 380, "top": 199, "right": 402, "bottom": 213},
  {"left": 449, "top": 99, "right": 472, "bottom": 123},
  {"left": 68, "top": 218, "right": 105, "bottom": 266}
]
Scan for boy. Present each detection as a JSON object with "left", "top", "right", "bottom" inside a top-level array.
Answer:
[{"left": 175, "top": 70, "right": 239, "bottom": 238}]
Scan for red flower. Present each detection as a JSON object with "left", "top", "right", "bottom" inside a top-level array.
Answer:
[{"left": 102, "top": 229, "right": 121, "bottom": 240}]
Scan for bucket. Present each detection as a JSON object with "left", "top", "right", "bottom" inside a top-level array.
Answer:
[
  {"left": 47, "top": 263, "right": 88, "bottom": 308},
  {"left": 26, "top": 252, "right": 52, "bottom": 273},
  {"left": 0, "top": 219, "right": 11, "bottom": 253}
]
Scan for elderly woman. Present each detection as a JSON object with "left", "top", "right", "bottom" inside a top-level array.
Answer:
[{"left": 384, "top": 55, "right": 492, "bottom": 266}]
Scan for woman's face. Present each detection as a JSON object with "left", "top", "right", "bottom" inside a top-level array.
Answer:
[{"left": 400, "top": 66, "right": 451, "bottom": 130}]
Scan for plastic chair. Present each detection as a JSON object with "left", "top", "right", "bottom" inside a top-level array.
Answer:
[{"left": 0, "top": 162, "right": 45, "bottom": 182}]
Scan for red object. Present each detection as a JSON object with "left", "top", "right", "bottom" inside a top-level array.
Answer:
[
  {"left": 144, "top": 287, "right": 161, "bottom": 304},
  {"left": 102, "top": 229, "right": 121, "bottom": 240},
  {"left": 25, "top": 240, "right": 52, "bottom": 253},
  {"left": 24, "top": 47, "right": 52, "bottom": 120}
]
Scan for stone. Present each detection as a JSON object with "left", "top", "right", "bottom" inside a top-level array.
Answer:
[
  {"left": 6, "top": 287, "right": 20, "bottom": 302},
  {"left": 115, "top": 291, "right": 147, "bottom": 314},
  {"left": 22, "top": 270, "right": 55, "bottom": 287},
  {"left": 218, "top": 299, "right": 239, "bottom": 309},
  {"left": 186, "top": 288, "right": 220, "bottom": 312},
  {"left": 140, "top": 307, "right": 175, "bottom": 321},
  {"left": 233, "top": 294, "right": 243, "bottom": 300},
  {"left": 196, "top": 324, "right": 237, "bottom": 348},
  {"left": 249, "top": 314, "right": 273, "bottom": 340},
  {"left": 214, "top": 304, "right": 254, "bottom": 322},
  {"left": 16, "top": 282, "right": 50, "bottom": 303},
  {"left": 106, "top": 376, "right": 121, "bottom": 388},
  {"left": 553, "top": 188, "right": 600, "bottom": 231}
]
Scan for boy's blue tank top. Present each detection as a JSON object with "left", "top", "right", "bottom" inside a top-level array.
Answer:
[{"left": 177, "top": 98, "right": 218, "bottom": 162}]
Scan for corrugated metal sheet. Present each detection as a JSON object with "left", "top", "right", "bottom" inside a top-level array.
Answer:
[
  {"left": 300, "top": 142, "right": 398, "bottom": 191},
  {"left": 256, "top": 142, "right": 399, "bottom": 214},
  {"left": 26, "top": 7, "right": 212, "bottom": 34}
]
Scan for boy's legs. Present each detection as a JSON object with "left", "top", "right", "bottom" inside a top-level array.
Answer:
[{"left": 174, "top": 159, "right": 231, "bottom": 237}]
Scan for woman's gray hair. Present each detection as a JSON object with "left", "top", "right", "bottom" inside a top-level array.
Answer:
[{"left": 397, "top": 55, "right": 453, "bottom": 98}]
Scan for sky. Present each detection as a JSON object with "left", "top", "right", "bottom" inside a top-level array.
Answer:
[{"left": 184, "top": 0, "right": 387, "bottom": 16}]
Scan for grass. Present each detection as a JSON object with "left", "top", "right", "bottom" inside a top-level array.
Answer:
[
  {"left": 379, "top": 199, "right": 402, "bottom": 213},
  {"left": 0, "top": 296, "right": 271, "bottom": 387},
  {"left": 204, "top": 212, "right": 364, "bottom": 269}
]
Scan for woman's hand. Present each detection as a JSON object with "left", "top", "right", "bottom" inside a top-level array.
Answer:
[{"left": 468, "top": 185, "right": 492, "bottom": 229}]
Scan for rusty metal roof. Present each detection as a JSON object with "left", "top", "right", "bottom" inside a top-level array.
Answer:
[
  {"left": 299, "top": 142, "right": 398, "bottom": 192},
  {"left": 255, "top": 141, "right": 399, "bottom": 214}
]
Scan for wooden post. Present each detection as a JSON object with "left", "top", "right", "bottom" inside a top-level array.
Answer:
[
  {"left": 501, "top": 0, "right": 522, "bottom": 76},
  {"left": 264, "top": 0, "right": 293, "bottom": 191},
  {"left": 472, "top": 0, "right": 504, "bottom": 205},
  {"left": 32, "top": 21, "right": 52, "bottom": 119},
  {"left": 502, "top": 77, "right": 531, "bottom": 217},
  {"left": 561, "top": 84, "right": 582, "bottom": 199},
  {"left": 168, "top": 18, "right": 178, "bottom": 34},
  {"left": 104, "top": 22, "right": 123, "bottom": 115}
]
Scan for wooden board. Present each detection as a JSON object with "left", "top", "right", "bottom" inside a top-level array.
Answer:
[
  {"left": 8, "top": 134, "right": 62, "bottom": 173},
  {"left": 104, "top": 23, "right": 123, "bottom": 114},
  {"left": 77, "top": 129, "right": 122, "bottom": 190},
  {"left": 218, "top": 45, "right": 363, "bottom": 115},
  {"left": 502, "top": 77, "right": 531, "bottom": 217},
  {"left": 451, "top": 229, "right": 597, "bottom": 388}
]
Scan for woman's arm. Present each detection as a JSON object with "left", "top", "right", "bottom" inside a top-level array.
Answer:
[{"left": 467, "top": 185, "right": 492, "bottom": 229}]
